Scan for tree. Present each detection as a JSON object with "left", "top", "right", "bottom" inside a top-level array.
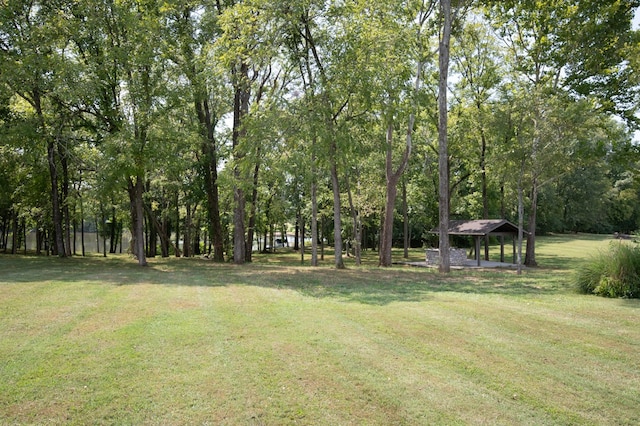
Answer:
[
  {"left": 0, "top": 0, "right": 74, "bottom": 257},
  {"left": 163, "top": 0, "right": 228, "bottom": 261},
  {"left": 374, "top": 0, "right": 435, "bottom": 267},
  {"left": 451, "top": 21, "right": 502, "bottom": 259},
  {"left": 488, "top": 0, "right": 640, "bottom": 266},
  {"left": 216, "top": 0, "right": 289, "bottom": 264},
  {"left": 68, "top": 0, "right": 179, "bottom": 266},
  {"left": 437, "top": 0, "right": 455, "bottom": 273},
  {"left": 281, "top": 1, "right": 356, "bottom": 269}
]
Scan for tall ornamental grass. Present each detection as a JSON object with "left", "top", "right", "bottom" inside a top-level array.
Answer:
[{"left": 577, "top": 242, "right": 640, "bottom": 298}]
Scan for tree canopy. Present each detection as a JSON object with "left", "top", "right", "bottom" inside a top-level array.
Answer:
[{"left": 1, "top": 0, "right": 638, "bottom": 269}]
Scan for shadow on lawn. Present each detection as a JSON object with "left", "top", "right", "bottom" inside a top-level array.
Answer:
[{"left": 0, "top": 254, "right": 570, "bottom": 305}]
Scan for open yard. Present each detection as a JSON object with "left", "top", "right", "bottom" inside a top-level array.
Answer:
[{"left": 1, "top": 234, "right": 639, "bottom": 425}]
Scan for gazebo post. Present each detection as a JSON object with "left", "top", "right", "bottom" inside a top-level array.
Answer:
[
  {"left": 512, "top": 237, "right": 516, "bottom": 263},
  {"left": 476, "top": 236, "right": 481, "bottom": 266},
  {"left": 500, "top": 235, "right": 505, "bottom": 262}
]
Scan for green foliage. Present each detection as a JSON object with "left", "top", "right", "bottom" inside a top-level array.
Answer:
[
  {"left": 1, "top": 0, "right": 639, "bottom": 263},
  {"left": 576, "top": 242, "right": 640, "bottom": 298}
]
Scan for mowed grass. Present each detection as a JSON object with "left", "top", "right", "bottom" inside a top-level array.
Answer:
[{"left": 1, "top": 234, "right": 639, "bottom": 425}]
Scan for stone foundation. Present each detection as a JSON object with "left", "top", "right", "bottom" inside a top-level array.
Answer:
[{"left": 426, "top": 248, "right": 468, "bottom": 266}]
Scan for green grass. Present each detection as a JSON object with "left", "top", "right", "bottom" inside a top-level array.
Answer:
[{"left": 1, "top": 233, "right": 639, "bottom": 425}]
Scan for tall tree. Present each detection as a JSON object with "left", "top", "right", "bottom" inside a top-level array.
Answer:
[
  {"left": 376, "top": 0, "right": 435, "bottom": 267},
  {"left": 70, "top": 0, "right": 175, "bottom": 265},
  {"left": 216, "top": 0, "right": 285, "bottom": 264},
  {"left": 0, "top": 0, "right": 73, "bottom": 256},
  {"left": 451, "top": 21, "right": 502, "bottom": 260},
  {"left": 489, "top": 0, "right": 639, "bottom": 266},
  {"left": 282, "top": 1, "right": 353, "bottom": 269},
  {"left": 437, "top": 0, "right": 455, "bottom": 273},
  {"left": 163, "top": 1, "right": 227, "bottom": 261}
]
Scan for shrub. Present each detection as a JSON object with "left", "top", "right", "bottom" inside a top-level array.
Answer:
[{"left": 576, "top": 242, "right": 640, "bottom": 298}]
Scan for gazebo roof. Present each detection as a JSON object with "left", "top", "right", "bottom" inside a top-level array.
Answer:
[{"left": 431, "top": 219, "right": 521, "bottom": 237}]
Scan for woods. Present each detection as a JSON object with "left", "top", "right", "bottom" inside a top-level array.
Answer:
[{"left": 1, "top": 0, "right": 639, "bottom": 268}]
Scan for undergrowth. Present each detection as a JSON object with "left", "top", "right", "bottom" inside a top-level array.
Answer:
[{"left": 576, "top": 242, "right": 640, "bottom": 298}]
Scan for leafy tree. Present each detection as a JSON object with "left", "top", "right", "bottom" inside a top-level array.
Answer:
[
  {"left": 487, "top": 0, "right": 639, "bottom": 266},
  {"left": 162, "top": 0, "right": 229, "bottom": 261},
  {"left": 437, "top": 0, "right": 466, "bottom": 273},
  {"left": 68, "top": 0, "right": 183, "bottom": 265},
  {"left": 451, "top": 20, "right": 502, "bottom": 259},
  {"left": 0, "top": 0, "right": 76, "bottom": 256},
  {"left": 360, "top": 0, "right": 435, "bottom": 267},
  {"left": 280, "top": 0, "right": 357, "bottom": 269}
]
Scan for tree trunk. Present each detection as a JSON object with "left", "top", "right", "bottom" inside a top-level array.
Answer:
[
  {"left": 147, "top": 211, "right": 157, "bottom": 257},
  {"left": 403, "top": 180, "right": 409, "bottom": 259},
  {"left": 524, "top": 84, "right": 543, "bottom": 267},
  {"left": 377, "top": 0, "right": 426, "bottom": 266},
  {"left": 33, "top": 87, "right": 65, "bottom": 258},
  {"left": 36, "top": 226, "right": 43, "bottom": 256},
  {"left": 525, "top": 180, "right": 539, "bottom": 267},
  {"left": 380, "top": 179, "right": 399, "bottom": 267},
  {"left": 300, "top": 215, "right": 305, "bottom": 264},
  {"left": 320, "top": 215, "right": 325, "bottom": 260},
  {"left": 72, "top": 217, "right": 77, "bottom": 256},
  {"left": 59, "top": 139, "right": 72, "bottom": 257},
  {"left": 311, "top": 145, "right": 319, "bottom": 266},
  {"left": 246, "top": 156, "right": 260, "bottom": 262},
  {"left": 11, "top": 211, "right": 18, "bottom": 254},
  {"left": 96, "top": 218, "right": 100, "bottom": 255},
  {"left": 438, "top": 0, "right": 453, "bottom": 273},
  {"left": 263, "top": 227, "right": 268, "bottom": 253},
  {"left": 262, "top": 195, "right": 272, "bottom": 252},
  {"left": 379, "top": 119, "right": 411, "bottom": 267},
  {"left": 233, "top": 187, "right": 246, "bottom": 263},
  {"left": 174, "top": 191, "right": 181, "bottom": 257},
  {"left": 294, "top": 213, "right": 300, "bottom": 251},
  {"left": 481, "top": 130, "right": 489, "bottom": 261},
  {"left": 193, "top": 216, "right": 201, "bottom": 256},
  {"left": 144, "top": 203, "right": 179, "bottom": 259},
  {"left": 102, "top": 222, "right": 107, "bottom": 257},
  {"left": 232, "top": 62, "right": 250, "bottom": 265},
  {"left": 47, "top": 139, "right": 66, "bottom": 257},
  {"left": 109, "top": 207, "right": 117, "bottom": 253},
  {"left": 1, "top": 215, "right": 8, "bottom": 252},
  {"left": 184, "top": 203, "right": 192, "bottom": 258},
  {"left": 160, "top": 216, "right": 169, "bottom": 258},
  {"left": 517, "top": 159, "right": 525, "bottom": 275},
  {"left": 203, "top": 156, "right": 224, "bottom": 261},
  {"left": 329, "top": 141, "right": 345, "bottom": 269},
  {"left": 195, "top": 96, "right": 224, "bottom": 262},
  {"left": 117, "top": 222, "right": 123, "bottom": 254},
  {"left": 311, "top": 178, "right": 318, "bottom": 266},
  {"left": 345, "top": 172, "right": 361, "bottom": 266},
  {"left": 128, "top": 176, "right": 148, "bottom": 266},
  {"left": 80, "top": 198, "right": 85, "bottom": 257},
  {"left": 21, "top": 218, "right": 26, "bottom": 255}
]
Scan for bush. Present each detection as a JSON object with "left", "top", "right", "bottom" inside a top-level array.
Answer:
[{"left": 576, "top": 242, "right": 640, "bottom": 298}]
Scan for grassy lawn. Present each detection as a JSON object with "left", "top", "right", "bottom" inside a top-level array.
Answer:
[{"left": 1, "top": 233, "right": 639, "bottom": 425}]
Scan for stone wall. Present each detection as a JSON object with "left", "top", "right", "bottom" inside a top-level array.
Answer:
[{"left": 426, "top": 248, "right": 468, "bottom": 266}]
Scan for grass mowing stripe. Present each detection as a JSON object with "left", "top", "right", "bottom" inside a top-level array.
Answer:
[{"left": 1, "top": 235, "right": 639, "bottom": 424}]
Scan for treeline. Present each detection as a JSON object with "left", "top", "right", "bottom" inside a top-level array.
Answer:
[{"left": 0, "top": 0, "right": 639, "bottom": 268}]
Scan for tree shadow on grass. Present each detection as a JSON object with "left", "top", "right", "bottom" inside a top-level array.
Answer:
[{"left": 0, "top": 254, "right": 573, "bottom": 305}]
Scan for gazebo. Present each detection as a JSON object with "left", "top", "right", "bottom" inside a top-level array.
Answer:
[{"left": 430, "top": 219, "right": 522, "bottom": 266}]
